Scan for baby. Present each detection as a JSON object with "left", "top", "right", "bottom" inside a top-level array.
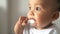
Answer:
[{"left": 14, "top": 0, "right": 60, "bottom": 34}]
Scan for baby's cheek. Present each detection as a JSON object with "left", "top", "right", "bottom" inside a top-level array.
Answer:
[
  {"left": 35, "top": 14, "right": 45, "bottom": 20},
  {"left": 35, "top": 14, "right": 50, "bottom": 22}
]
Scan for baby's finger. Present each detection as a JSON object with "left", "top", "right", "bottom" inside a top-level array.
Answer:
[
  {"left": 19, "top": 16, "right": 27, "bottom": 25},
  {"left": 22, "top": 18, "right": 28, "bottom": 26}
]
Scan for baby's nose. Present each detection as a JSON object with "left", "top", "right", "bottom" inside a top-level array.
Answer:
[{"left": 29, "top": 11, "right": 34, "bottom": 16}]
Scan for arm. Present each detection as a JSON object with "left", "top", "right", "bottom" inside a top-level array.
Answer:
[{"left": 14, "top": 16, "right": 28, "bottom": 34}]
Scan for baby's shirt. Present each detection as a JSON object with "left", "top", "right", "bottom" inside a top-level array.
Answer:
[{"left": 23, "top": 24, "right": 60, "bottom": 34}]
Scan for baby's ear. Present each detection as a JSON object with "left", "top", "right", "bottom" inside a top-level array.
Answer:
[{"left": 52, "top": 11, "right": 59, "bottom": 21}]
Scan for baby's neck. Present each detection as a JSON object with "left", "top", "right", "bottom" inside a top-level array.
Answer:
[{"left": 35, "top": 23, "right": 53, "bottom": 30}]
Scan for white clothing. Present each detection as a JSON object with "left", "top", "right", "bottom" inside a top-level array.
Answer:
[{"left": 23, "top": 24, "right": 60, "bottom": 34}]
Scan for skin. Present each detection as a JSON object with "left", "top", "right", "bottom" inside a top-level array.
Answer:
[
  {"left": 14, "top": 0, "right": 59, "bottom": 34},
  {"left": 14, "top": 16, "right": 28, "bottom": 34},
  {"left": 27, "top": 0, "right": 59, "bottom": 29}
]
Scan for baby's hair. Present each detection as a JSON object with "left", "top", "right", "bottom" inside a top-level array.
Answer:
[{"left": 57, "top": 0, "right": 60, "bottom": 11}]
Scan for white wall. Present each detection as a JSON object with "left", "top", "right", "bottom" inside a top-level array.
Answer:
[
  {"left": 53, "top": 17, "right": 60, "bottom": 29},
  {"left": 0, "top": 0, "right": 8, "bottom": 34}
]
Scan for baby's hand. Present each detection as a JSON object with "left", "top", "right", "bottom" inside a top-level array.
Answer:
[{"left": 14, "top": 16, "right": 28, "bottom": 34}]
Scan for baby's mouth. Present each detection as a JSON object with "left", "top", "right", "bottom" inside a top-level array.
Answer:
[{"left": 27, "top": 18, "right": 36, "bottom": 25}]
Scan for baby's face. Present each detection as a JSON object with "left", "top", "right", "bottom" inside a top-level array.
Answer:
[{"left": 27, "top": 0, "right": 58, "bottom": 27}]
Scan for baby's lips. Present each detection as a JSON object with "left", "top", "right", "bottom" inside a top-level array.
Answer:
[{"left": 28, "top": 18, "right": 36, "bottom": 21}]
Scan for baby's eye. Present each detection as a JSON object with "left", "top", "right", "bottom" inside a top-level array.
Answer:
[
  {"left": 35, "top": 7, "right": 41, "bottom": 11},
  {"left": 29, "top": 7, "right": 31, "bottom": 10}
]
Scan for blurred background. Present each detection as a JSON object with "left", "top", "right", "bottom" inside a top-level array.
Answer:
[{"left": 0, "top": 0, "right": 60, "bottom": 34}]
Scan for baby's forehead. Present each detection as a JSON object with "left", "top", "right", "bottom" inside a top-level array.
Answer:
[
  {"left": 29, "top": 0, "right": 58, "bottom": 7},
  {"left": 29, "top": 0, "right": 58, "bottom": 11}
]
